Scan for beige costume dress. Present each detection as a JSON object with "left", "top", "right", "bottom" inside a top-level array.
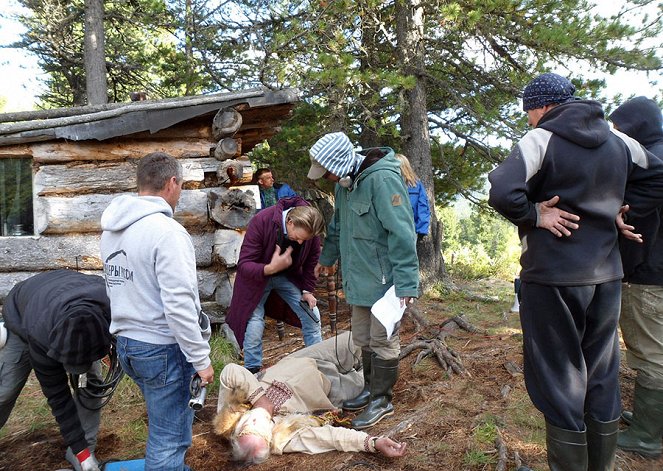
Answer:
[{"left": 217, "top": 332, "right": 378, "bottom": 454}]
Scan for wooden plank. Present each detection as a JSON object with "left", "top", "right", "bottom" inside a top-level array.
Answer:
[
  {"left": 34, "top": 189, "right": 211, "bottom": 234},
  {"left": 30, "top": 139, "right": 215, "bottom": 164},
  {"left": 34, "top": 157, "right": 219, "bottom": 196},
  {"left": 0, "top": 231, "right": 215, "bottom": 274},
  {"left": 0, "top": 144, "right": 33, "bottom": 158}
]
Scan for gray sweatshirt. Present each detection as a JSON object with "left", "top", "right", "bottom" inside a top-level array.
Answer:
[{"left": 100, "top": 194, "right": 211, "bottom": 371}]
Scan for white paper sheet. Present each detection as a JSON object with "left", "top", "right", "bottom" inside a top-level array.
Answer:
[{"left": 371, "top": 285, "right": 406, "bottom": 340}]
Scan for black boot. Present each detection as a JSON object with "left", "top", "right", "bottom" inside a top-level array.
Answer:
[
  {"left": 343, "top": 350, "right": 372, "bottom": 411},
  {"left": 617, "top": 382, "right": 663, "bottom": 458},
  {"left": 586, "top": 416, "right": 618, "bottom": 471},
  {"left": 620, "top": 410, "right": 633, "bottom": 426},
  {"left": 546, "top": 422, "right": 587, "bottom": 471},
  {"left": 351, "top": 357, "right": 398, "bottom": 430}
]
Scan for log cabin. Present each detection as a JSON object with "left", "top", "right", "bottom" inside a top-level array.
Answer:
[{"left": 0, "top": 88, "right": 300, "bottom": 325}]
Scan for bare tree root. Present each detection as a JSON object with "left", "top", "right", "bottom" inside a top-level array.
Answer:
[{"left": 400, "top": 337, "right": 465, "bottom": 375}]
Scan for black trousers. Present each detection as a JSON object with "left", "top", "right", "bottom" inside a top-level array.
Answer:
[{"left": 520, "top": 280, "right": 621, "bottom": 431}]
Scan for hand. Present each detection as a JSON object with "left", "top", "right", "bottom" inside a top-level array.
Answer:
[
  {"left": 314, "top": 262, "right": 334, "bottom": 278},
  {"left": 264, "top": 245, "right": 293, "bottom": 275},
  {"left": 535, "top": 195, "right": 580, "bottom": 237},
  {"left": 375, "top": 437, "right": 407, "bottom": 457},
  {"left": 197, "top": 365, "right": 214, "bottom": 386},
  {"left": 301, "top": 291, "right": 317, "bottom": 309},
  {"left": 77, "top": 450, "right": 100, "bottom": 471},
  {"left": 400, "top": 297, "right": 414, "bottom": 308},
  {"left": 616, "top": 204, "right": 643, "bottom": 243}
]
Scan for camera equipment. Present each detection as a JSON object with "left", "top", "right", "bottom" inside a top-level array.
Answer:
[
  {"left": 299, "top": 300, "right": 320, "bottom": 323},
  {"left": 70, "top": 336, "right": 125, "bottom": 411},
  {"left": 188, "top": 373, "right": 207, "bottom": 410}
]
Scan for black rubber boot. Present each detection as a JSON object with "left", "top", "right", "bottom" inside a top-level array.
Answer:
[
  {"left": 621, "top": 410, "right": 633, "bottom": 426},
  {"left": 546, "top": 422, "right": 588, "bottom": 471},
  {"left": 351, "top": 357, "right": 398, "bottom": 430},
  {"left": 617, "top": 382, "right": 663, "bottom": 458},
  {"left": 342, "top": 350, "right": 372, "bottom": 411},
  {"left": 586, "top": 416, "right": 619, "bottom": 471}
]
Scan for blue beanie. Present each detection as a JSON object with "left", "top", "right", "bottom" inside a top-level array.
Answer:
[
  {"left": 522, "top": 73, "right": 576, "bottom": 111},
  {"left": 308, "top": 132, "right": 356, "bottom": 179}
]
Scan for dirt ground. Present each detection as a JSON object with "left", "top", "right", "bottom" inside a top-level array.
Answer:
[{"left": 1, "top": 279, "right": 662, "bottom": 471}]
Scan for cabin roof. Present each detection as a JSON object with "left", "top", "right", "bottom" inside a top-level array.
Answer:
[{"left": 0, "top": 88, "right": 299, "bottom": 152}]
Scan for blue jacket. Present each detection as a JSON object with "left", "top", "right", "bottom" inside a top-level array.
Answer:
[
  {"left": 259, "top": 183, "right": 297, "bottom": 209},
  {"left": 408, "top": 180, "right": 430, "bottom": 235}
]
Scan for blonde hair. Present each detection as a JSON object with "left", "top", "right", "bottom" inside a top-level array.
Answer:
[
  {"left": 286, "top": 206, "right": 326, "bottom": 237},
  {"left": 395, "top": 154, "right": 418, "bottom": 188}
]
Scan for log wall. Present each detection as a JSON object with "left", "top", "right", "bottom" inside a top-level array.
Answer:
[{"left": 0, "top": 119, "right": 246, "bottom": 320}]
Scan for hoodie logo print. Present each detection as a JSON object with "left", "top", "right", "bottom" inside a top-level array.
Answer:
[{"left": 104, "top": 250, "right": 134, "bottom": 287}]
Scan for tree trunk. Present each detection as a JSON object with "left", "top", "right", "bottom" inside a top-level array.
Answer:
[
  {"left": 395, "top": 0, "right": 447, "bottom": 292},
  {"left": 84, "top": 0, "right": 108, "bottom": 105}
]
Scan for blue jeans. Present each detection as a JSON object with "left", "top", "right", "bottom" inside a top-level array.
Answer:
[
  {"left": 116, "top": 336, "right": 195, "bottom": 471},
  {"left": 243, "top": 275, "right": 322, "bottom": 369}
]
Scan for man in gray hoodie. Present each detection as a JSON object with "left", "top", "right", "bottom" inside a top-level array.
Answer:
[{"left": 100, "top": 152, "right": 213, "bottom": 471}]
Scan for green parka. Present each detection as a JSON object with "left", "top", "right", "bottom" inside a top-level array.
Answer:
[{"left": 319, "top": 149, "right": 419, "bottom": 306}]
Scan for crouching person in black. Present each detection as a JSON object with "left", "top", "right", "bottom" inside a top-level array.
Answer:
[{"left": 0, "top": 269, "right": 113, "bottom": 471}]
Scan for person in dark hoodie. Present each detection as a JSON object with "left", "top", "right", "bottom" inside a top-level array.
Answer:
[
  {"left": 0, "top": 269, "right": 111, "bottom": 471},
  {"left": 610, "top": 96, "right": 663, "bottom": 459},
  {"left": 488, "top": 74, "right": 663, "bottom": 471},
  {"left": 226, "top": 198, "right": 325, "bottom": 373},
  {"left": 307, "top": 132, "right": 419, "bottom": 430}
]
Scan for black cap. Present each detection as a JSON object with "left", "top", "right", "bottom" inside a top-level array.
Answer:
[{"left": 48, "top": 307, "right": 112, "bottom": 370}]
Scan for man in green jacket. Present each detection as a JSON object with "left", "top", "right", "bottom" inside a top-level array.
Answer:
[{"left": 308, "top": 132, "right": 419, "bottom": 429}]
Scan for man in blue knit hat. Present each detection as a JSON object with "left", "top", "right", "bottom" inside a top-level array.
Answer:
[
  {"left": 308, "top": 132, "right": 419, "bottom": 430},
  {"left": 489, "top": 73, "right": 663, "bottom": 471}
]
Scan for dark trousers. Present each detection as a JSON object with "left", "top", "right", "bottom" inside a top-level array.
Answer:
[{"left": 520, "top": 280, "right": 621, "bottom": 430}]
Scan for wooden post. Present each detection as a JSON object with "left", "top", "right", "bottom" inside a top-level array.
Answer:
[
  {"left": 276, "top": 320, "right": 285, "bottom": 341},
  {"left": 327, "top": 272, "right": 337, "bottom": 333}
]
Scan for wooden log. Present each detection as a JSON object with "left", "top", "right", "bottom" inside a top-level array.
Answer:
[
  {"left": 216, "top": 158, "right": 253, "bottom": 186},
  {"left": 208, "top": 187, "right": 256, "bottom": 230},
  {"left": 213, "top": 137, "right": 241, "bottom": 161},
  {"left": 0, "top": 232, "right": 215, "bottom": 274},
  {"left": 212, "top": 108, "right": 243, "bottom": 140},
  {"left": 0, "top": 144, "right": 31, "bottom": 158},
  {"left": 27, "top": 139, "right": 214, "bottom": 164},
  {"left": 34, "top": 157, "right": 218, "bottom": 196},
  {"left": 34, "top": 189, "right": 210, "bottom": 234}
]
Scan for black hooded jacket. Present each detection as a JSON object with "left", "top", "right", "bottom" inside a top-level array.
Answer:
[
  {"left": 489, "top": 100, "right": 663, "bottom": 285},
  {"left": 611, "top": 97, "right": 663, "bottom": 284},
  {"left": 2, "top": 269, "right": 111, "bottom": 455}
]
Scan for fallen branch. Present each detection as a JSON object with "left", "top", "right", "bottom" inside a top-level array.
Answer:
[{"left": 495, "top": 428, "right": 508, "bottom": 471}]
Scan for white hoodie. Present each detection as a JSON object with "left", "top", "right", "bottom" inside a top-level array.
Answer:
[{"left": 100, "top": 194, "right": 211, "bottom": 371}]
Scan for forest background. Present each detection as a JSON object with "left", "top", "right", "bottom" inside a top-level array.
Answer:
[{"left": 0, "top": 0, "right": 662, "bottom": 287}]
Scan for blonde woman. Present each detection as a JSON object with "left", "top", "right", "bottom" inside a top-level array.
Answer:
[{"left": 395, "top": 154, "right": 430, "bottom": 239}]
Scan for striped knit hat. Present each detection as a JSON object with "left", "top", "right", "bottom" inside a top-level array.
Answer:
[{"left": 308, "top": 132, "right": 356, "bottom": 180}]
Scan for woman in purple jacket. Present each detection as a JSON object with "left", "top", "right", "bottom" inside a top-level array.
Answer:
[{"left": 226, "top": 197, "right": 326, "bottom": 373}]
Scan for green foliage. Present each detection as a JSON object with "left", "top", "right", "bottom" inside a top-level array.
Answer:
[
  {"left": 206, "top": 331, "right": 240, "bottom": 396},
  {"left": 438, "top": 203, "right": 520, "bottom": 280}
]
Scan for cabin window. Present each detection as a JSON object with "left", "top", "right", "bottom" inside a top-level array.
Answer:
[{"left": 0, "top": 158, "right": 34, "bottom": 236}]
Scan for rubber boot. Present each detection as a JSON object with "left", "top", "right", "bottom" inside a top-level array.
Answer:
[
  {"left": 617, "top": 383, "right": 663, "bottom": 458},
  {"left": 586, "top": 416, "right": 618, "bottom": 471},
  {"left": 546, "top": 422, "right": 588, "bottom": 471},
  {"left": 351, "top": 357, "right": 398, "bottom": 429},
  {"left": 342, "top": 350, "right": 372, "bottom": 411},
  {"left": 620, "top": 410, "right": 633, "bottom": 426}
]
